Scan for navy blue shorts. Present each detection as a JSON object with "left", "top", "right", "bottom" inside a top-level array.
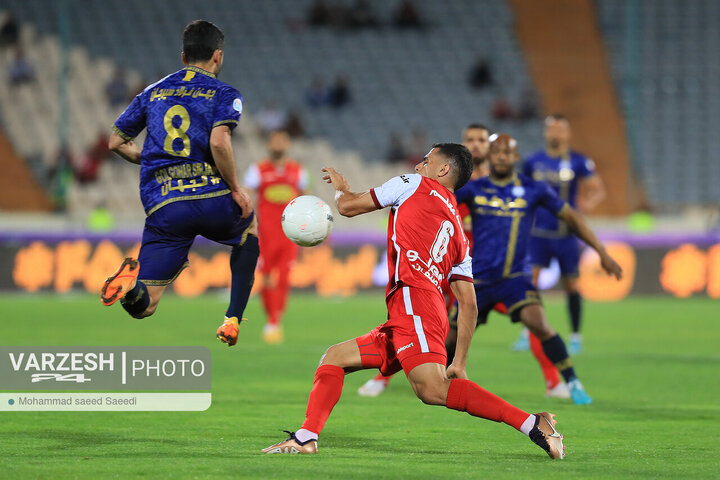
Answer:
[
  {"left": 137, "top": 195, "right": 254, "bottom": 286},
  {"left": 529, "top": 235, "right": 581, "bottom": 277},
  {"left": 474, "top": 275, "right": 541, "bottom": 325}
]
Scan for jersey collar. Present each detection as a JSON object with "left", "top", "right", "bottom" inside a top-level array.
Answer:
[
  {"left": 184, "top": 66, "right": 216, "bottom": 79},
  {"left": 488, "top": 172, "right": 519, "bottom": 187}
]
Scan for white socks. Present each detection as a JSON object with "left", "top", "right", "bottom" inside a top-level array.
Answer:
[
  {"left": 295, "top": 428, "right": 318, "bottom": 443},
  {"left": 520, "top": 414, "right": 536, "bottom": 436}
]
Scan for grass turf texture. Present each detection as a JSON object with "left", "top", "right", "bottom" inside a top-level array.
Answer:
[{"left": 0, "top": 293, "right": 718, "bottom": 479}]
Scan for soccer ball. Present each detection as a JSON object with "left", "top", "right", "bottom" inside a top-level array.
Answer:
[{"left": 281, "top": 195, "right": 334, "bottom": 247}]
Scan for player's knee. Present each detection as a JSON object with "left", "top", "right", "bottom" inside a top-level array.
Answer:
[
  {"left": 412, "top": 382, "right": 446, "bottom": 406},
  {"left": 319, "top": 344, "right": 342, "bottom": 367}
]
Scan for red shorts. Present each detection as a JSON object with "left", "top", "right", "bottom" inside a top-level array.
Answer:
[
  {"left": 356, "top": 286, "right": 448, "bottom": 376},
  {"left": 258, "top": 235, "right": 298, "bottom": 273}
]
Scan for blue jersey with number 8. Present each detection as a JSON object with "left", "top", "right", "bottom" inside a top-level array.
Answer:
[{"left": 113, "top": 66, "right": 243, "bottom": 216}]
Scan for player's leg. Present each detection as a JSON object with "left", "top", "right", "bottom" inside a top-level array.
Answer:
[
  {"left": 263, "top": 332, "right": 384, "bottom": 454},
  {"left": 513, "top": 237, "right": 550, "bottom": 351},
  {"left": 102, "top": 205, "right": 193, "bottom": 319},
  {"left": 556, "top": 237, "right": 583, "bottom": 353},
  {"left": 518, "top": 304, "right": 592, "bottom": 404},
  {"left": 404, "top": 363, "right": 564, "bottom": 459},
  {"left": 200, "top": 195, "right": 260, "bottom": 346}
]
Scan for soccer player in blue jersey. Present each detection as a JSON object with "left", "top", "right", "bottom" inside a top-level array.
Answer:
[
  {"left": 452, "top": 133, "right": 621, "bottom": 405},
  {"left": 514, "top": 114, "right": 607, "bottom": 354},
  {"left": 100, "top": 20, "right": 258, "bottom": 347}
]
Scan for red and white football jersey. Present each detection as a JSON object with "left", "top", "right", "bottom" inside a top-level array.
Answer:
[
  {"left": 369, "top": 174, "right": 473, "bottom": 302},
  {"left": 244, "top": 159, "right": 308, "bottom": 243}
]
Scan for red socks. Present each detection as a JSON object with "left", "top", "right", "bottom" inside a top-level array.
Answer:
[
  {"left": 262, "top": 267, "right": 291, "bottom": 326},
  {"left": 529, "top": 333, "right": 561, "bottom": 389},
  {"left": 300, "top": 364, "right": 345, "bottom": 435},
  {"left": 445, "top": 378, "right": 530, "bottom": 432}
]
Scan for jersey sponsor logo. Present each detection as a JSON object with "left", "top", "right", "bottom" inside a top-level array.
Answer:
[
  {"left": 474, "top": 195, "right": 527, "bottom": 211},
  {"left": 233, "top": 98, "right": 243, "bottom": 113},
  {"left": 429, "top": 189, "right": 456, "bottom": 216},
  {"left": 397, "top": 342, "right": 414, "bottom": 354},
  {"left": 400, "top": 175, "right": 410, "bottom": 184},
  {"left": 264, "top": 184, "right": 296, "bottom": 203}
]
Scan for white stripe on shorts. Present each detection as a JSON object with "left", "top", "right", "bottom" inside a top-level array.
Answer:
[{"left": 402, "top": 287, "right": 429, "bottom": 353}]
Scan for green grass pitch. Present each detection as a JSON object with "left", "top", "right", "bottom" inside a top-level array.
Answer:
[{"left": 0, "top": 292, "right": 718, "bottom": 479}]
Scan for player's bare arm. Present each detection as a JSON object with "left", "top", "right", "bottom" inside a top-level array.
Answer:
[
  {"left": 321, "top": 167, "right": 378, "bottom": 217},
  {"left": 577, "top": 175, "right": 606, "bottom": 212},
  {"left": 108, "top": 132, "right": 141, "bottom": 165},
  {"left": 446, "top": 279, "right": 478, "bottom": 380},
  {"left": 210, "top": 125, "right": 253, "bottom": 218},
  {"left": 558, "top": 206, "right": 622, "bottom": 279}
]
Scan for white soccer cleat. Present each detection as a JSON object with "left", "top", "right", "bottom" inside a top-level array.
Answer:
[
  {"left": 546, "top": 382, "right": 571, "bottom": 399},
  {"left": 357, "top": 378, "right": 388, "bottom": 397}
]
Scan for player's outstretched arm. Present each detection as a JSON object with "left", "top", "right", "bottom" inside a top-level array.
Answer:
[
  {"left": 108, "top": 132, "right": 141, "bottom": 165},
  {"left": 322, "top": 167, "right": 379, "bottom": 217},
  {"left": 558, "top": 207, "right": 623, "bottom": 279},
  {"left": 446, "top": 279, "right": 478, "bottom": 380},
  {"left": 210, "top": 125, "right": 252, "bottom": 218}
]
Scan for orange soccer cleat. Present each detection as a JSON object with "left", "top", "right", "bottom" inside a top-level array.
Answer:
[
  {"left": 217, "top": 316, "right": 246, "bottom": 347},
  {"left": 100, "top": 257, "right": 140, "bottom": 306}
]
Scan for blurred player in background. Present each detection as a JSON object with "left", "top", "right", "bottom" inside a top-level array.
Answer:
[
  {"left": 100, "top": 20, "right": 258, "bottom": 348},
  {"left": 513, "top": 114, "right": 606, "bottom": 354},
  {"left": 452, "top": 133, "right": 621, "bottom": 405},
  {"left": 244, "top": 129, "right": 309, "bottom": 344},
  {"left": 358, "top": 122, "right": 503, "bottom": 396},
  {"left": 263, "top": 145, "right": 566, "bottom": 460}
]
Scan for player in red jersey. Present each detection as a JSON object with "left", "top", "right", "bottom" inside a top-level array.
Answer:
[
  {"left": 262, "top": 144, "right": 565, "bottom": 459},
  {"left": 357, "top": 123, "right": 546, "bottom": 397},
  {"left": 244, "top": 130, "right": 309, "bottom": 343}
]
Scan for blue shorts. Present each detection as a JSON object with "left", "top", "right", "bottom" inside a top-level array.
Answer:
[
  {"left": 529, "top": 235, "right": 581, "bottom": 277},
  {"left": 474, "top": 275, "right": 541, "bottom": 324},
  {"left": 138, "top": 195, "right": 254, "bottom": 286}
]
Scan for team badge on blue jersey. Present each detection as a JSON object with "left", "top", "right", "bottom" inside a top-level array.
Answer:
[
  {"left": 512, "top": 186, "right": 525, "bottom": 197},
  {"left": 233, "top": 98, "right": 243, "bottom": 113}
]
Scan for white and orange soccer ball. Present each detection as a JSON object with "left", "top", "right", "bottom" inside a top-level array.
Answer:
[{"left": 281, "top": 195, "right": 334, "bottom": 247}]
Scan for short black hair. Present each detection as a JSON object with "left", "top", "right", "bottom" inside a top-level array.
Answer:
[
  {"left": 432, "top": 142, "right": 473, "bottom": 191},
  {"left": 183, "top": 20, "right": 224, "bottom": 63},
  {"left": 464, "top": 122, "right": 491, "bottom": 133}
]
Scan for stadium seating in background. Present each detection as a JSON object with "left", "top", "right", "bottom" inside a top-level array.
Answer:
[{"left": 597, "top": 0, "right": 720, "bottom": 208}]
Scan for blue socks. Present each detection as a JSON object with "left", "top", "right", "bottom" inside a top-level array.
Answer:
[
  {"left": 541, "top": 334, "right": 577, "bottom": 383},
  {"left": 121, "top": 281, "right": 150, "bottom": 318},
  {"left": 226, "top": 234, "right": 259, "bottom": 319},
  {"left": 568, "top": 292, "right": 582, "bottom": 334}
]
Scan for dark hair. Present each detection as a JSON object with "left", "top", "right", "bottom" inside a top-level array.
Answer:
[
  {"left": 432, "top": 142, "right": 473, "bottom": 191},
  {"left": 183, "top": 20, "right": 224, "bottom": 63},
  {"left": 464, "top": 122, "right": 491, "bottom": 133}
]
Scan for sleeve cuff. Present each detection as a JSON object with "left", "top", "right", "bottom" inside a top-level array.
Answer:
[
  {"left": 449, "top": 275, "right": 474, "bottom": 283},
  {"left": 212, "top": 119, "right": 239, "bottom": 129},
  {"left": 112, "top": 125, "right": 133, "bottom": 141},
  {"left": 369, "top": 188, "right": 382, "bottom": 209}
]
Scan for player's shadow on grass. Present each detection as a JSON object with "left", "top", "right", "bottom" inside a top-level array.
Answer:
[{"left": 6, "top": 429, "right": 189, "bottom": 456}]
